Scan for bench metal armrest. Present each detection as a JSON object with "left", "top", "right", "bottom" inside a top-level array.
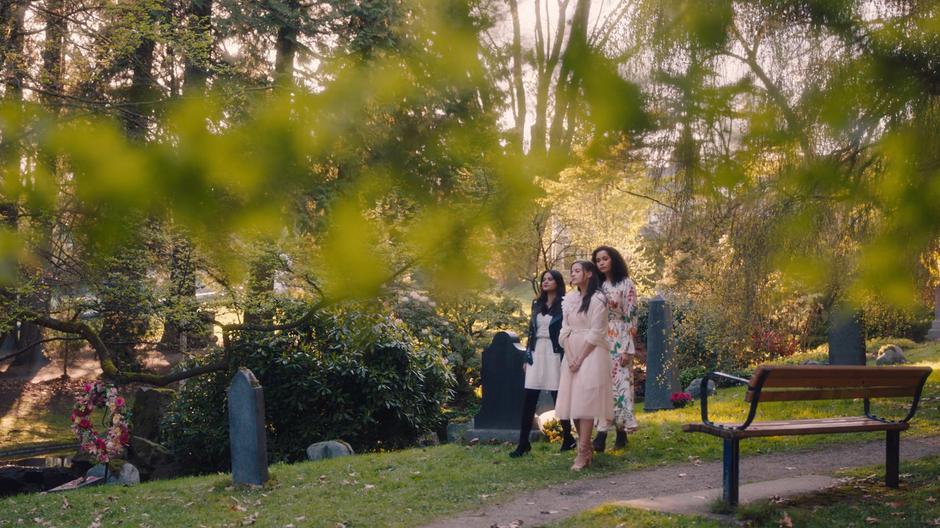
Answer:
[
  {"left": 700, "top": 371, "right": 762, "bottom": 431},
  {"left": 864, "top": 369, "right": 932, "bottom": 424}
]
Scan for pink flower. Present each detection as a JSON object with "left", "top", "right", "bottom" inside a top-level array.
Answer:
[
  {"left": 78, "top": 418, "right": 92, "bottom": 430},
  {"left": 114, "top": 397, "right": 125, "bottom": 408}
]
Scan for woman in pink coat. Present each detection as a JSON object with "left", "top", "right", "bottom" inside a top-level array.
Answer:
[{"left": 555, "top": 260, "right": 613, "bottom": 470}]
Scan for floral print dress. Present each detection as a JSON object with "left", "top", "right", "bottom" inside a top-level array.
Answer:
[{"left": 602, "top": 278, "right": 639, "bottom": 431}]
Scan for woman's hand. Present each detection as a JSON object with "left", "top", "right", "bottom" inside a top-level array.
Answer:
[{"left": 568, "top": 355, "right": 582, "bottom": 372}]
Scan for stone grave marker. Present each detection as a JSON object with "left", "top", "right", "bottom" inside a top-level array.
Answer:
[
  {"left": 228, "top": 367, "right": 268, "bottom": 485},
  {"left": 928, "top": 287, "right": 940, "bottom": 340},
  {"left": 828, "top": 307, "right": 866, "bottom": 365},
  {"left": 644, "top": 295, "right": 679, "bottom": 411},
  {"left": 465, "top": 332, "right": 530, "bottom": 442}
]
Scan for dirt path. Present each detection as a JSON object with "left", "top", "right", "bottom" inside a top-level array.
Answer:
[{"left": 420, "top": 435, "right": 940, "bottom": 528}]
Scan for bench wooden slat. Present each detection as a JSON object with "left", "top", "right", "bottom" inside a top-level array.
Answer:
[
  {"left": 752, "top": 365, "right": 930, "bottom": 389},
  {"left": 683, "top": 417, "right": 909, "bottom": 438},
  {"left": 745, "top": 386, "right": 917, "bottom": 402}
]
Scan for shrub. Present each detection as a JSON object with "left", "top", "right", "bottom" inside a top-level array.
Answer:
[
  {"left": 161, "top": 303, "right": 454, "bottom": 474},
  {"left": 749, "top": 328, "right": 800, "bottom": 362},
  {"left": 862, "top": 298, "right": 933, "bottom": 342},
  {"left": 393, "top": 288, "right": 526, "bottom": 408}
]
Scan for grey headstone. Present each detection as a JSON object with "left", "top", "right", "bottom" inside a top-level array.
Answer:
[
  {"left": 928, "top": 288, "right": 940, "bottom": 340},
  {"left": 472, "top": 332, "right": 527, "bottom": 429},
  {"left": 686, "top": 378, "right": 716, "bottom": 399},
  {"left": 828, "top": 307, "right": 866, "bottom": 365},
  {"left": 876, "top": 344, "right": 906, "bottom": 365},
  {"left": 645, "top": 296, "right": 679, "bottom": 411},
  {"left": 86, "top": 463, "right": 140, "bottom": 485},
  {"left": 228, "top": 368, "right": 268, "bottom": 485},
  {"left": 801, "top": 359, "right": 827, "bottom": 365},
  {"left": 306, "top": 440, "right": 354, "bottom": 461}
]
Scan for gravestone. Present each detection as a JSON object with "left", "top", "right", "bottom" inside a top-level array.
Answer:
[
  {"left": 228, "top": 368, "right": 268, "bottom": 485},
  {"left": 464, "top": 332, "right": 534, "bottom": 443},
  {"left": 928, "top": 288, "right": 940, "bottom": 340},
  {"left": 828, "top": 307, "right": 866, "bottom": 365},
  {"left": 644, "top": 295, "right": 679, "bottom": 411}
]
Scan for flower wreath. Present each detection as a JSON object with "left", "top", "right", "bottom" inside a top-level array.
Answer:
[{"left": 70, "top": 381, "right": 130, "bottom": 465}]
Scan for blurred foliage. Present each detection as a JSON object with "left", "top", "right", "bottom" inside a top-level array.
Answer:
[{"left": 161, "top": 301, "right": 453, "bottom": 473}]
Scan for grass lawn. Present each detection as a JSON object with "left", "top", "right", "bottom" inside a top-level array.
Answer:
[
  {"left": 0, "top": 384, "right": 81, "bottom": 452},
  {"left": 552, "top": 454, "right": 940, "bottom": 528},
  {"left": 0, "top": 343, "right": 937, "bottom": 527}
]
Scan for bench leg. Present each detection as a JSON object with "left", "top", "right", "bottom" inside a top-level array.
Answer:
[
  {"left": 886, "top": 430, "right": 900, "bottom": 488},
  {"left": 723, "top": 438, "right": 740, "bottom": 507}
]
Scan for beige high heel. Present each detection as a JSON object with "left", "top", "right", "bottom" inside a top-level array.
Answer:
[{"left": 571, "top": 439, "right": 593, "bottom": 471}]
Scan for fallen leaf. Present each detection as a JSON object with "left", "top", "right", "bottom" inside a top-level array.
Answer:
[
  {"left": 779, "top": 511, "right": 793, "bottom": 528},
  {"left": 927, "top": 497, "right": 937, "bottom": 503},
  {"left": 865, "top": 517, "right": 880, "bottom": 524},
  {"left": 678, "top": 473, "right": 687, "bottom": 478},
  {"left": 61, "top": 498, "right": 70, "bottom": 510}
]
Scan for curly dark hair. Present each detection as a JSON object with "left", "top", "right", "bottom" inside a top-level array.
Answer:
[{"left": 592, "top": 245, "right": 630, "bottom": 285}]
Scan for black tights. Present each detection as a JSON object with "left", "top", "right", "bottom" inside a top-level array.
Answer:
[{"left": 517, "top": 388, "right": 572, "bottom": 447}]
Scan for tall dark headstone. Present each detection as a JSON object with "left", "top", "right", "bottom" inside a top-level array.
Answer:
[
  {"left": 474, "top": 332, "right": 526, "bottom": 429},
  {"left": 828, "top": 307, "right": 866, "bottom": 365},
  {"left": 463, "top": 332, "right": 534, "bottom": 442},
  {"left": 645, "top": 295, "right": 678, "bottom": 412},
  {"left": 228, "top": 368, "right": 268, "bottom": 485},
  {"left": 927, "top": 288, "right": 940, "bottom": 341}
]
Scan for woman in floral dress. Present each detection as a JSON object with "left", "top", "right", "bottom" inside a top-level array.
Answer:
[{"left": 591, "top": 246, "right": 639, "bottom": 451}]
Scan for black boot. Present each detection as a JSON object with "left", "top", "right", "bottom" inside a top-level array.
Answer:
[
  {"left": 559, "top": 420, "right": 576, "bottom": 452},
  {"left": 512, "top": 389, "right": 539, "bottom": 458},
  {"left": 509, "top": 442, "right": 531, "bottom": 458},
  {"left": 614, "top": 429, "right": 628, "bottom": 449},
  {"left": 592, "top": 430, "right": 607, "bottom": 453}
]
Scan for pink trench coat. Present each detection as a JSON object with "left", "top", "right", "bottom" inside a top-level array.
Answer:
[{"left": 554, "top": 291, "right": 614, "bottom": 421}]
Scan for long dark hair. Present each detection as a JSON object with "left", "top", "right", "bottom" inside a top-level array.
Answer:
[
  {"left": 571, "top": 260, "right": 600, "bottom": 313},
  {"left": 592, "top": 245, "right": 630, "bottom": 285},
  {"left": 536, "top": 270, "right": 565, "bottom": 315}
]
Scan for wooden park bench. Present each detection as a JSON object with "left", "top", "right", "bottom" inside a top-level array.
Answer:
[{"left": 682, "top": 365, "right": 932, "bottom": 507}]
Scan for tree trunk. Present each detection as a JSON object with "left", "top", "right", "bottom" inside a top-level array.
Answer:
[
  {"left": 546, "top": 0, "right": 590, "bottom": 167},
  {"left": 183, "top": 0, "right": 212, "bottom": 96},
  {"left": 507, "top": 0, "right": 526, "bottom": 151},
  {"left": 273, "top": 0, "right": 300, "bottom": 89}
]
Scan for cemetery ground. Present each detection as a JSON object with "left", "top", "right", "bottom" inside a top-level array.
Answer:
[
  {"left": 550, "top": 454, "right": 940, "bottom": 527},
  {"left": 0, "top": 342, "right": 937, "bottom": 527}
]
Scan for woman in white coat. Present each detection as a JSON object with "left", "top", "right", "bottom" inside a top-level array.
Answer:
[{"left": 555, "top": 260, "right": 613, "bottom": 470}]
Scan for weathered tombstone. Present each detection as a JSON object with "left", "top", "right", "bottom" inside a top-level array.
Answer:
[
  {"left": 86, "top": 463, "right": 140, "bottom": 486},
  {"left": 645, "top": 296, "right": 679, "bottom": 411},
  {"left": 228, "top": 368, "right": 268, "bottom": 485},
  {"left": 928, "top": 287, "right": 940, "bottom": 340},
  {"left": 828, "top": 307, "right": 866, "bottom": 365},
  {"left": 464, "top": 332, "right": 533, "bottom": 443},
  {"left": 876, "top": 344, "right": 906, "bottom": 365},
  {"left": 686, "top": 378, "right": 716, "bottom": 399},
  {"left": 306, "top": 440, "right": 354, "bottom": 461}
]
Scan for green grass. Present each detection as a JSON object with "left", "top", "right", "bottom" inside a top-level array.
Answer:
[
  {"left": 551, "top": 455, "right": 940, "bottom": 527},
  {"left": 548, "top": 504, "right": 726, "bottom": 527},
  {"left": 735, "top": 454, "right": 940, "bottom": 527},
  {"left": 0, "top": 343, "right": 938, "bottom": 527},
  {"left": 0, "top": 389, "right": 78, "bottom": 452}
]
